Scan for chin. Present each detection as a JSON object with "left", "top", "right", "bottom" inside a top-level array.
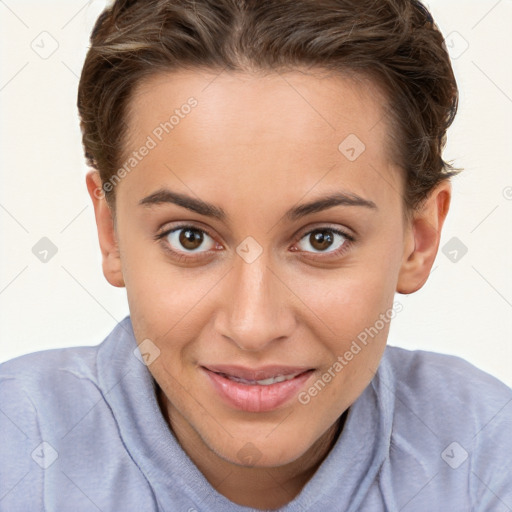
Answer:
[{"left": 207, "top": 432, "right": 310, "bottom": 469}]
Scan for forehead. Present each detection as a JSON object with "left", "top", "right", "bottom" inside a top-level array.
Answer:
[
  {"left": 126, "top": 67, "right": 389, "bottom": 148},
  {"left": 119, "top": 68, "right": 402, "bottom": 215}
]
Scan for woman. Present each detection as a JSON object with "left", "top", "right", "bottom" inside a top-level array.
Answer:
[{"left": 1, "top": 0, "right": 511, "bottom": 510}]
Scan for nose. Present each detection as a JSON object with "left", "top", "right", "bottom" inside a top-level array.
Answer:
[{"left": 215, "top": 250, "right": 296, "bottom": 352}]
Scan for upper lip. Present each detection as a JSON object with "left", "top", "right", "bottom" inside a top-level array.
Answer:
[{"left": 202, "top": 364, "right": 314, "bottom": 381}]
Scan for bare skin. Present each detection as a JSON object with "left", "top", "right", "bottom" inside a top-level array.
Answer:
[{"left": 86, "top": 68, "right": 450, "bottom": 509}]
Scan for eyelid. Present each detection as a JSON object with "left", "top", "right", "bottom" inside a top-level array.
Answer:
[{"left": 295, "top": 223, "right": 355, "bottom": 243}]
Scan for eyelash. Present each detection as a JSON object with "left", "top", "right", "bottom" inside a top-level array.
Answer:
[{"left": 154, "top": 224, "right": 356, "bottom": 263}]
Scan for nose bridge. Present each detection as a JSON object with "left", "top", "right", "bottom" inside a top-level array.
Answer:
[{"left": 220, "top": 249, "right": 295, "bottom": 351}]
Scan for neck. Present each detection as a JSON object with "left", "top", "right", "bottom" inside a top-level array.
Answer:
[{"left": 157, "top": 385, "right": 348, "bottom": 510}]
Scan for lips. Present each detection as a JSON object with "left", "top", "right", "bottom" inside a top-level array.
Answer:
[
  {"left": 218, "top": 372, "right": 302, "bottom": 386},
  {"left": 201, "top": 364, "right": 315, "bottom": 412},
  {"left": 202, "top": 364, "right": 313, "bottom": 382}
]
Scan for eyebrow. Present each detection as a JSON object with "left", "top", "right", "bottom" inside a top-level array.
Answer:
[
  {"left": 138, "top": 188, "right": 377, "bottom": 222},
  {"left": 139, "top": 189, "right": 227, "bottom": 220},
  {"left": 286, "top": 192, "right": 377, "bottom": 221}
]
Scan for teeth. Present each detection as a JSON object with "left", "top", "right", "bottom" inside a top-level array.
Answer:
[{"left": 221, "top": 372, "right": 302, "bottom": 386}]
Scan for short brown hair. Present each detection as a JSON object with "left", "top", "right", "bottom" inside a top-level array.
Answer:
[{"left": 78, "top": 0, "right": 460, "bottom": 216}]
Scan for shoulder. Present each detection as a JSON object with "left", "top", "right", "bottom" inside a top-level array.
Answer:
[
  {"left": 0, "top": 343, "right": 105, "bottom": 509},
  {"left": 383, "top": 345, "right": 512, "bottom": 413},
  {"left": 0, "top": 342, "right": 106, "bottom": 440},
  {"left": 0, "top": 316, "right": 133, "bottom": 391},
  {"left": 0, "top": 316, "right": 135, "bottom": 439},
  {"left": 383, "top": 344, "right": 511, "bottom": 400},
  {"left": 380, "top": 346, "right": 512, "bottom": 510},
  {"left": 0, "top": 343, "right": 100, "bottom": 383},
  {"left": 382, "top": 344, "right": 512, "bottom": 436},
  {"left": 0, "top": 317, "right": 158, "bottom": 511},
  {"left": 0, "top": 318, "right": 138, "bottom": 507},
  {"left": 0, "top": 343, "right": 103, "bottom": 419},
  {"left": 0, "top": 321, "right": 130, "bottom": 426}
]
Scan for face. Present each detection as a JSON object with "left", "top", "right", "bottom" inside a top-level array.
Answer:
[{"left": 88, "top": 68, "right": 447, "bottom": 469}]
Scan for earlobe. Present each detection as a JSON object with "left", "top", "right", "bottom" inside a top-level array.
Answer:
[
  {"left": 396, "top": 180, "right": 452, "bottom": 294},
  {"left": 85, "top": 170, "right": 125, "bottom": 288}
]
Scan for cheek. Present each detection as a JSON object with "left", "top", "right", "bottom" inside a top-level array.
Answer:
[
  {"left": 297, "top": 263, "right": 398, "bottom": 340},
  {"left": 121, "top": 235, "right": 223, "bottom": 345},
  {"left": 290, "top": 230, "right": 402, "bottom": 371},
  {"left": 292, "top": 268, "right": 395, "bottom": 411},
  {"left": 125, "top": 269, "right": 212, "bottom": 339}
]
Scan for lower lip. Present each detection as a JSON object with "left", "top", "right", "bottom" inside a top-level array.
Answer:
[{"left": 202, "top": 368, "right": 314, "bottom": 412}]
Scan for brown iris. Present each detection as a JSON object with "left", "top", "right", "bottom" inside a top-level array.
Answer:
[
  {"left": 179, "top": 228, "right": 204, "bottom": 250},
  {"left": 309, "top": 230, "right": 334, "bottom": 251}
]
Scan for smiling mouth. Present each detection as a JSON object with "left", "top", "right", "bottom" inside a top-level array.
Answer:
[
  {"left": 202, "top": 366, "right": 316, "bottom": 412},
  {"left": 201, "top": 363, "right": 315, "bottom": 382},
  {"left": 209, "top": 370, "right": 312, "bottom": 386}
]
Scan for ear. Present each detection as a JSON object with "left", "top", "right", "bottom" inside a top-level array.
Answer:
[
  {"left": 85, "top": 170, "right": 125, "bottom": 288},
  {"left": 396, "top": 180, "right": 451, "bottom": 294}
]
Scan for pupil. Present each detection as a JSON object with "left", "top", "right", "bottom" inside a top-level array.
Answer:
[
  {"left": 311, "top": 231, "right": 333, "bottom": 251},
  {"left": 179, "top": 229, "right": 203, "bottom": 250}
]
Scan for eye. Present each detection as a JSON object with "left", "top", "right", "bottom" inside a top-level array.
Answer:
[
  {"left": 294, "top": 227, "right": 354, "bottom": 257},
  {"left": 157, "top": 225, "right": 218, "bottom": 259}
]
